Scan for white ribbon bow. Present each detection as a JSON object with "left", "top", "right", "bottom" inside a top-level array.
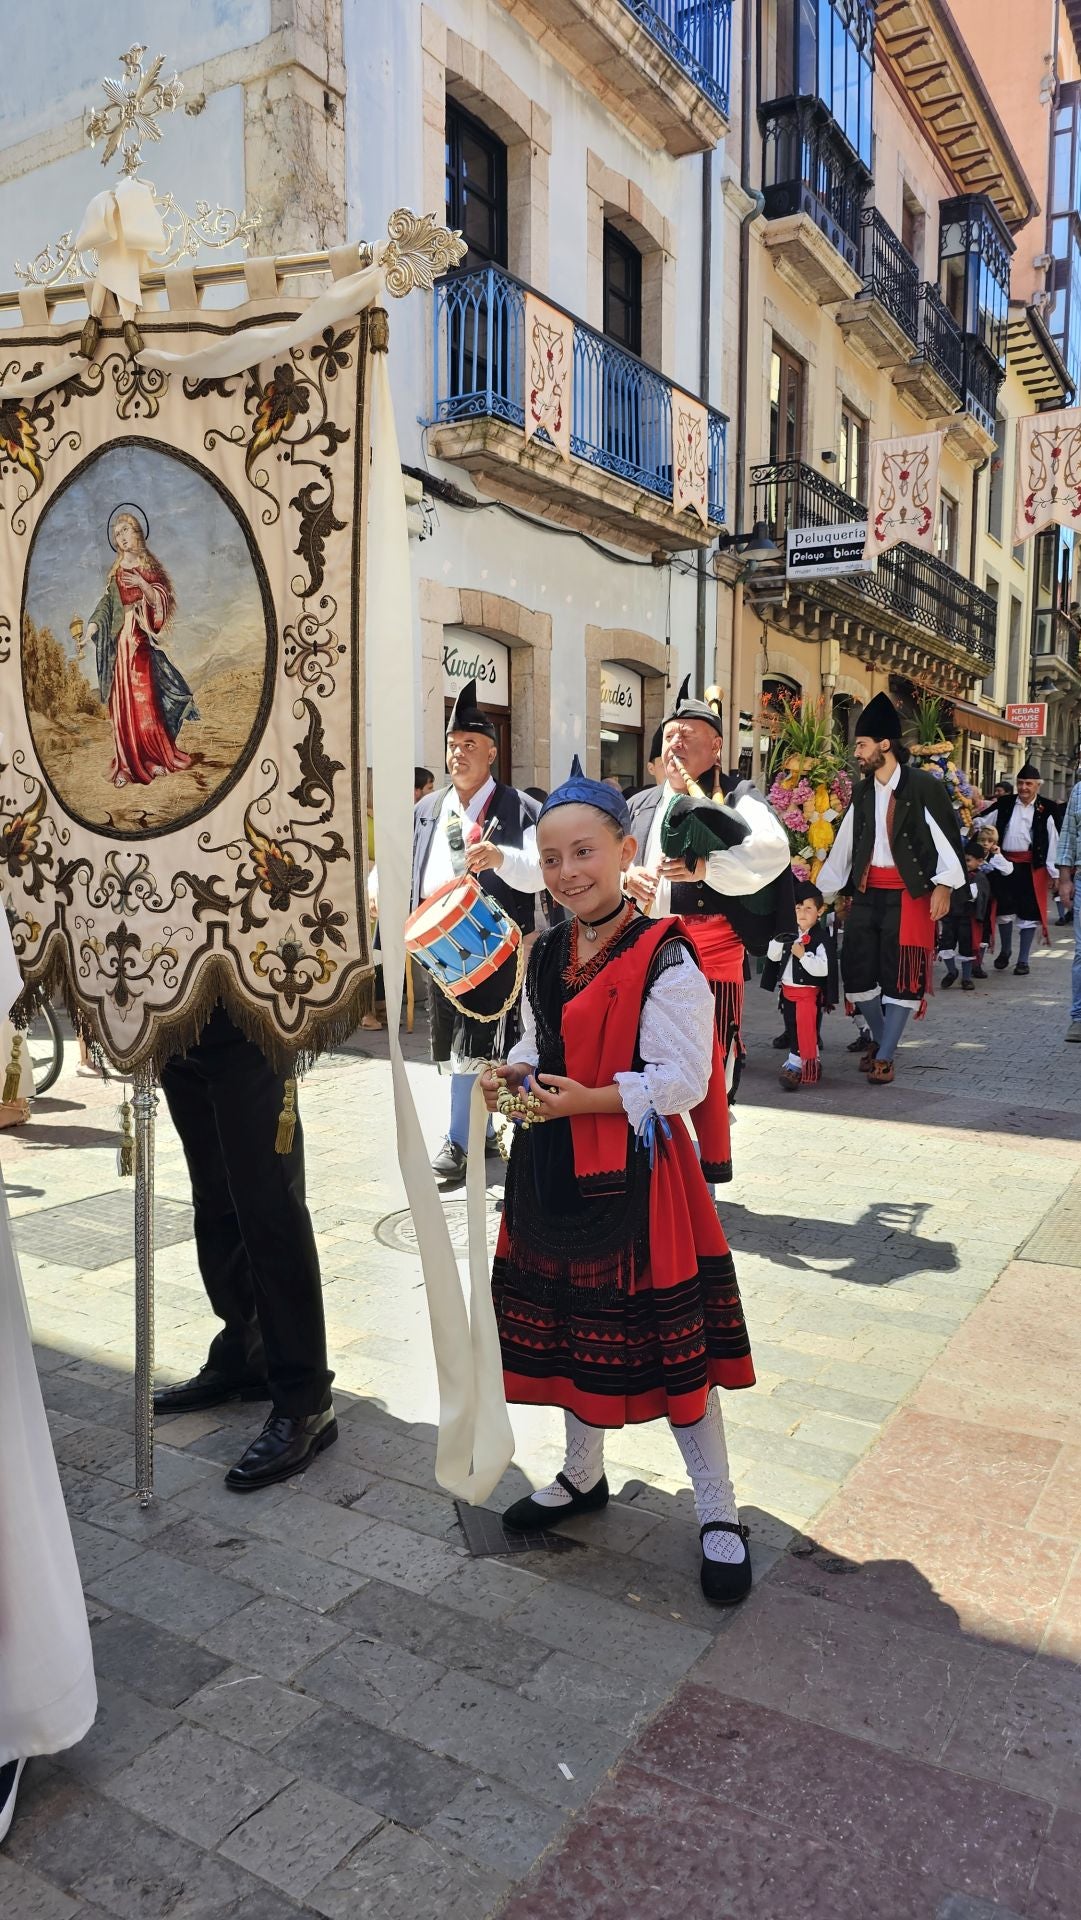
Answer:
[{"left": 74, "top": 177, "right": 166, "bottom": 322}]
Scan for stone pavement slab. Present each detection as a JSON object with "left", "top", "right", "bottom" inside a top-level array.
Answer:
[{"left": 6, "top": 930, "right": 1081, "bottom": 1915}]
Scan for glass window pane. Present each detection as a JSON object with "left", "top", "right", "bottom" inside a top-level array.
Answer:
[{"left": 798, "top": 0, "right": 817, "bottom": 92}]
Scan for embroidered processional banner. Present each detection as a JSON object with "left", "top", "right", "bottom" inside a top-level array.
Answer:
[
  {"left": 0, "top": 301, "right": 375, "bottom": 1071},
  {"left": 1013, "top": 406, "right": 1081, "bottom": 544},
  {"left": 863, "top": 430, "right": 943, "bottom": 562},
  {"left": 524, "top": 291, "right": 572, "bottom": 462}
]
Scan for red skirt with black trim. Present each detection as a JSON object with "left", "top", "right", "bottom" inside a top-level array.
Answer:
[{"left": 492, "top": 1114, "right": 754, "bottom": 1428}]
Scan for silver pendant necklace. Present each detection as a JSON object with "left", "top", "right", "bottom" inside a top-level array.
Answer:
[{"left": 579, "top": 900, "right": 627, "bottom": 943}]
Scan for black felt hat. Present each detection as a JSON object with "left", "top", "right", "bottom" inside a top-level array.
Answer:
[
  {"left": 1017, "top": 762, "right": 1042, "bottom": 780},
  {"left": 854, "top": 691, "right": 904, "bottom": 742},
  {"left": 446, "top": 678, "right": 498, "bottom": 743},
  {"left": 662, "top": 673, "right": 724, "bottom": 740},
  {"left": 648, "top": 724, "right": 664, "bottom": 761}
]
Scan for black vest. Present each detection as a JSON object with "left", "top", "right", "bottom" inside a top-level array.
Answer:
[
  {"left": 849, "top": 765, "right": 949, "bottom": 899},
  {"left": 989, "top": 794, "right": 1053, "bottom": 869}
]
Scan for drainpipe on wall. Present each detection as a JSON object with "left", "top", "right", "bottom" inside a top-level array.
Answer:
[
  {"left": 695, "top": 149, "right": 713, "bottom": 700},
  {"left": 729, "top": 0, "right": 764, "bottom": 773}
]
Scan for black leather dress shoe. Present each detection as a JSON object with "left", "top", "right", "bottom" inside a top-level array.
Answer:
[
  {"left": 225, "top": 1406, "right": 338, "bottom": 1491},
  {"left": 154, "top": 1367, "right": 270, "bottom": 1415},
  {"left": 1014, "top": 962, "right": 1031, "bottom": 976},
  {"left": 699, "top": 1521, "right": 753, "bottom": 1606},
  {"left": 993, "top": 952, "right": 1011, "bottom": 970},
  {"left": 430, "top": 1139, "right": 467, "bottom": 1184},
  {"left": 502, "top": 1472, "right": 609, "bottom": 1531}
]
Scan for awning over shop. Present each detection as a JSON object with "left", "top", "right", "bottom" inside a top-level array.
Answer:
[{"left": 950, "top": 700, "right": 1021, "bottom": 745}]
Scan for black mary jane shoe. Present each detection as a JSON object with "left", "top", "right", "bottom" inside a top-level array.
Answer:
[
  {"left": 154, "top": 1366, "right": 270, "bottom": 1416},
  {"left": 225, "top": 1406, "right": 338, "bottom": 1492},
  {"left": 502, "top": 1471, "right": 609, "bottom": 1532},
  {"left": 0, "top": 1758, "right": 26, "bottom": 1845},
  {"left": 699, "top": 1521, "right": 753, "bottom": 1607}
]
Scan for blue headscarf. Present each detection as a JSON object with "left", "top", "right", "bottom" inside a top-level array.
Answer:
[{"left": 538, "top": 756, "right": 631, "bottom": 833}]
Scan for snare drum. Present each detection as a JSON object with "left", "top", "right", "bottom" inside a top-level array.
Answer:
[{"left": 404, "top": 874, "right": 521, "bottom": 1001}]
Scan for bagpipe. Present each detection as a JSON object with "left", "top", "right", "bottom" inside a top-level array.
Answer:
[{"left": 659, "top": 754, "right": 751, "bottom": 861}]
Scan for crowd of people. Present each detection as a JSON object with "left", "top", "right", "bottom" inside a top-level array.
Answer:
[{"left": 4, "top": 668, "right": 1076, "bottom": 1846}]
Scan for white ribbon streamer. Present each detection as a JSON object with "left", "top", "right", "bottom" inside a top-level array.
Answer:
[
  {"left": 367, "top": 349, "right": 514, "bottom": 1504},
  {"left": 74, "top": 177, "right": 167, "bottom": 323},
  {"left": 137, "top": 257, "right": 387, "bottom": 379}
]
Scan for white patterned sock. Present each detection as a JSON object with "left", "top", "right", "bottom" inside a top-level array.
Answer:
[
  {"left": 531, "top": 1412, "right": 606, "bottom": 1508},
  {"left": 670, "top": 1391, "right": 746, "bottom": 1564}
]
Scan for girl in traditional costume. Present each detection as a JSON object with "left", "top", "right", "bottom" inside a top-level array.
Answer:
[
  {"left": 481, "top": 760, "right": 755, "bottom": 1605},
  {"left": 87, "top": 506, "right": 197, "bottom": 790}
]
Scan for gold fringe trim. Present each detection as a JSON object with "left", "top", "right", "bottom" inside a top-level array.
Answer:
[
  {"left": 2, "top": 1034, "right": 22, "bottom": 1105},
  {"left": 275, "top": 1078, "right": 297, "bottom": 1156},
  {"left": 10, "top": 952, "right": 377, "bottom": 1084}
]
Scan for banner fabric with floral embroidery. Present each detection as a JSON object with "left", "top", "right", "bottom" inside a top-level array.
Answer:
[
  {"left": 1013, "top": 405, "right": 1081, "bottom": 545},
  {"left": 863, "top": 430, "right": 943, "bottom": 562},
  {"left": 672, "top": 390, "right": 709, "bottom": 527},
  {"left": 0, "top": 302, "right": 375, "bottom": 1073},
  {"left": 523, "top": 291, "right": 573, "bottom": 462}
]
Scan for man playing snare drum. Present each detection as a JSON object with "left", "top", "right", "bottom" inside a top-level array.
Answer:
[{"left": 410, "top": 680, "right": 544, "bottom": 1186}]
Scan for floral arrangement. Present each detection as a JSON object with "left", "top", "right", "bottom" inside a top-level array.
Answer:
[
  {"left": 907, "top": 693, "right": 979, "bottom": 831},
  {"left": 766, "top": 696, "right": 852, "bottom": 883}
]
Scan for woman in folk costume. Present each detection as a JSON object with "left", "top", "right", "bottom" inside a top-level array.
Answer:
[
  {"left": 817, "top": 691, "right": 965, "bottom": 1085},
  {"left": 0, "top": 911, "right": 96, "bottom": 1841},
  {"left": 481, "top": 760, "right": 755, "bottom": 1606}
]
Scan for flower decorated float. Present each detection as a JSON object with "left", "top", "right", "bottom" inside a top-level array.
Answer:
[
  {"left": 907, "top": 694, "right": 979, "bottom": 834},
  {"left": 765, "top": 697, "right": 852, "bottom": 883}
]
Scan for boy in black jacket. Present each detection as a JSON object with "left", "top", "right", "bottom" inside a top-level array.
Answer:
[{"left": 762, "top": 882, "right": 838, "bottom": 1091}]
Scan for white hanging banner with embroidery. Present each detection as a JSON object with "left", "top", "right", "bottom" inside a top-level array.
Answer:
[
  {"left": 523, "top": 292, "right": 573, "bottom": 462},
  {"left": 863, "top": 430, "right": 943, "bottom": 561},
  {"left": 673, "top": 390, "right": 709, "bottom": 527},
  {"left": 1014, "top": 405, "right": 1081, "bottom": 544}
]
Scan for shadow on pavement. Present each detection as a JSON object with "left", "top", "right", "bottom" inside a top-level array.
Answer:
[{"left": 719, "top": 1197, "right": 959, "bottom": 1286}]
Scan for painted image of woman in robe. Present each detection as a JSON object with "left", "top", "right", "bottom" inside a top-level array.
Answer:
[{"left": 86, "top": 505, "right": 198, "bottom": 789}]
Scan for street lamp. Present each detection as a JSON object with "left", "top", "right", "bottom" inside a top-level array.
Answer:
[{"left": 715, "top": 521, "right": 782, "bottom": 570}]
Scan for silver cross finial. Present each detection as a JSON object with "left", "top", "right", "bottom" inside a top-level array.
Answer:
[{"left": 86, "top": 45, "right": 184, "bottom": 177}]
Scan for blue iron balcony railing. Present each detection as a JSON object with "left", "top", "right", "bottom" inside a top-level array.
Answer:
[
  {"left": 430, "top": 266, "right": 727, "bottom": 525},
  {"left": 619, "top": 0, "right": 733, "bottom": 117},
  {"left": 751, "top": 459, "right": 997, "bottom": 666}
]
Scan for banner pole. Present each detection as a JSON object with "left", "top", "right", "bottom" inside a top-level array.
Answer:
[{"left": 132, "top": 1064, "right": 157, "bottom": 1508}]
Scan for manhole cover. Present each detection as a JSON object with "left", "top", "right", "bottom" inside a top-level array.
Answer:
[
  {"left": 12, "top": 1189, "right": 194, "bottom": 1269},
  {"left": 375, "top": 1198, "right": 502, "bottom": 1255}
]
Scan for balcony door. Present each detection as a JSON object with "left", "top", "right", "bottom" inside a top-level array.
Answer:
[
  {"left": 444, "top": 103, "right": 508, "bottom": 408},
  {"left": 766, "top": 342, "right": 806, "bottom": 535},
  {"left": 602, "top": 224, "right": 644, "bottom": 476}
]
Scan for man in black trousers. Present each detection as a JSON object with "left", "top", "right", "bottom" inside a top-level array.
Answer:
[{"left": 153, "top": 1005, "right": 335, "bottom": 1492}]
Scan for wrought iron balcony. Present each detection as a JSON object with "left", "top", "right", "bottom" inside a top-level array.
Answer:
[
  {"left": 918, "top": 284, "right": 964, "bottom": 398},
  {"left": 836, "top": 209, "right": 919, "bottom": 366},
  {"left": 500, "top": 0, "right": 730, "bottom": 154},
  {"left": 750, "top": 459, "right": 997, "bottom": 667},
  {"left": 428, "top": 266, "right": 726, "bottom": 553},
  {"left": 861, "top": 209, "right": 919, "bottom": 340},
  {"left": 1034, "top": 607, "right": 1081, "bottom": 676},
  {"left": 758, "top": 97, "right": 872, "bottom": 278},
  {"left": 620, "top": 0, "right": 732, "bottom": 117},
  {"left": 960, "top": 338, "right": 1005, "bottom": 440}
]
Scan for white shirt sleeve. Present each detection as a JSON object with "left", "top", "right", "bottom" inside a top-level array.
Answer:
[
  {"left": 816, "top": 805, "right": 855, "bottom": 898},
  {"left": 1047, "top": 816, "right": 1060, "bottom": 876},
  {"left": 495, "top": 823, "right": 544, "bottom": 894},
  {"left": 795, "top": 942, "right": 829, "bottom": 977},
  {"left": 986, "top": 850, "right": 1013, "bottom": 874},
  {"left": 766, "top": 938, "right": 785, "bottom": 962},
  {"left": 506, "top": 980, "right": 539, "bottom": 1069},
  {"left": 925, "top": 809, "right": 965, "bottom": 889},
  {"left": 614, "top": 950, "right": 714, "bottom": 1130}
]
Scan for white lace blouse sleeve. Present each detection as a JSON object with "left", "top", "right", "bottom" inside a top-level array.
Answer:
[{"left": 614, "top": 948, "right": 714, "bottom": 1130}]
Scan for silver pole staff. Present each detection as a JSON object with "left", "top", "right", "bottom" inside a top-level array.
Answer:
[{"left": 132, "top": 1062, "right": 158, "bottom": 1507}]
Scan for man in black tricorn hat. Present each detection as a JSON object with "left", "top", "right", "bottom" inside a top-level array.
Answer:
[
  {"left": 624, "top": 675, "right": 791, "bottom": 1110},
  {"left": 409, "top": 680, "right": 544, "bottom": 1184},
  {"left": 975, "top": 762, "right": 1059, "bottom": 976},
  {"left": 817, "top": 690, "right": 965, "bottom": 1084}
]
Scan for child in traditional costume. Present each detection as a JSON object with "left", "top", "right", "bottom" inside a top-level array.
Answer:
[
  {"left": 762, "top": 881, "right": 838, "bottom": 1090},
  {"left": 481, "top": 760, "right": 755, "bottom": 1606},
  {"left": 940, "top": 838, "right": 1010, "bottom": 991}
]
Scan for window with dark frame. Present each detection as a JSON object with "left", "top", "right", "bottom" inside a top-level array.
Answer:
[
  {"left": 445, "top": 101, "right": 507, "bottom": 271},
  {"left": 987, "top": 413, "right": 1007, "bottom": 543},
  {"left": 937, "top": 492, "right": 959, "bottom": 569},
  {"left": 769, "top": 343, "right": 805, "bottom": 464},
  {"left": 602, "top": 224, "right": 643, "bottom": 357},
  {"left": 837, "top": 402, "right": 868, "bottom": 501}
]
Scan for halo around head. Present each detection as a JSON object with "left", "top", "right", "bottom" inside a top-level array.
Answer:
[{"left": 108, "top": 502, "right": 150, "bottom": 550}]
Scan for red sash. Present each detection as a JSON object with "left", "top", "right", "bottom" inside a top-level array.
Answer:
[
  {"left": 782, "top": 983, "right": 821, "bottom": 1082},
  {"left": 1006, "top": 850, "right": 1050, "bottom": 942},
  {"left": 561, "top": 918, "right": 731, "bottom": 1191},
  {"left": 688, "top": 913, "right": 744, "bottom": 984},
  {"left": 866, "top": 865, "right": 935, "bottom": 1001}
]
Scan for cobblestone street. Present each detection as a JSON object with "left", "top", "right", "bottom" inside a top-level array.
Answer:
[{"left": 2, "top": 928, "right": 1080, "bottom": 1919}]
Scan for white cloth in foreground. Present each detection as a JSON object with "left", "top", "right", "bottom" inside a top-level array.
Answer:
[{"left": 0, "top": 912, "right": 96, "bottom": 1766}]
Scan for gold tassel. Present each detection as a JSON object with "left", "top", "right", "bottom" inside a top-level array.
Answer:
[
  {"left": 117, "top": 1093, "right": 134, "bottom": 1177},
  {"left": 275, "top": 1077, "right": 297, "bottom": 1156},
  {"left": 2, "top": 1035, "right": 23, "bottom": 1105}
]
